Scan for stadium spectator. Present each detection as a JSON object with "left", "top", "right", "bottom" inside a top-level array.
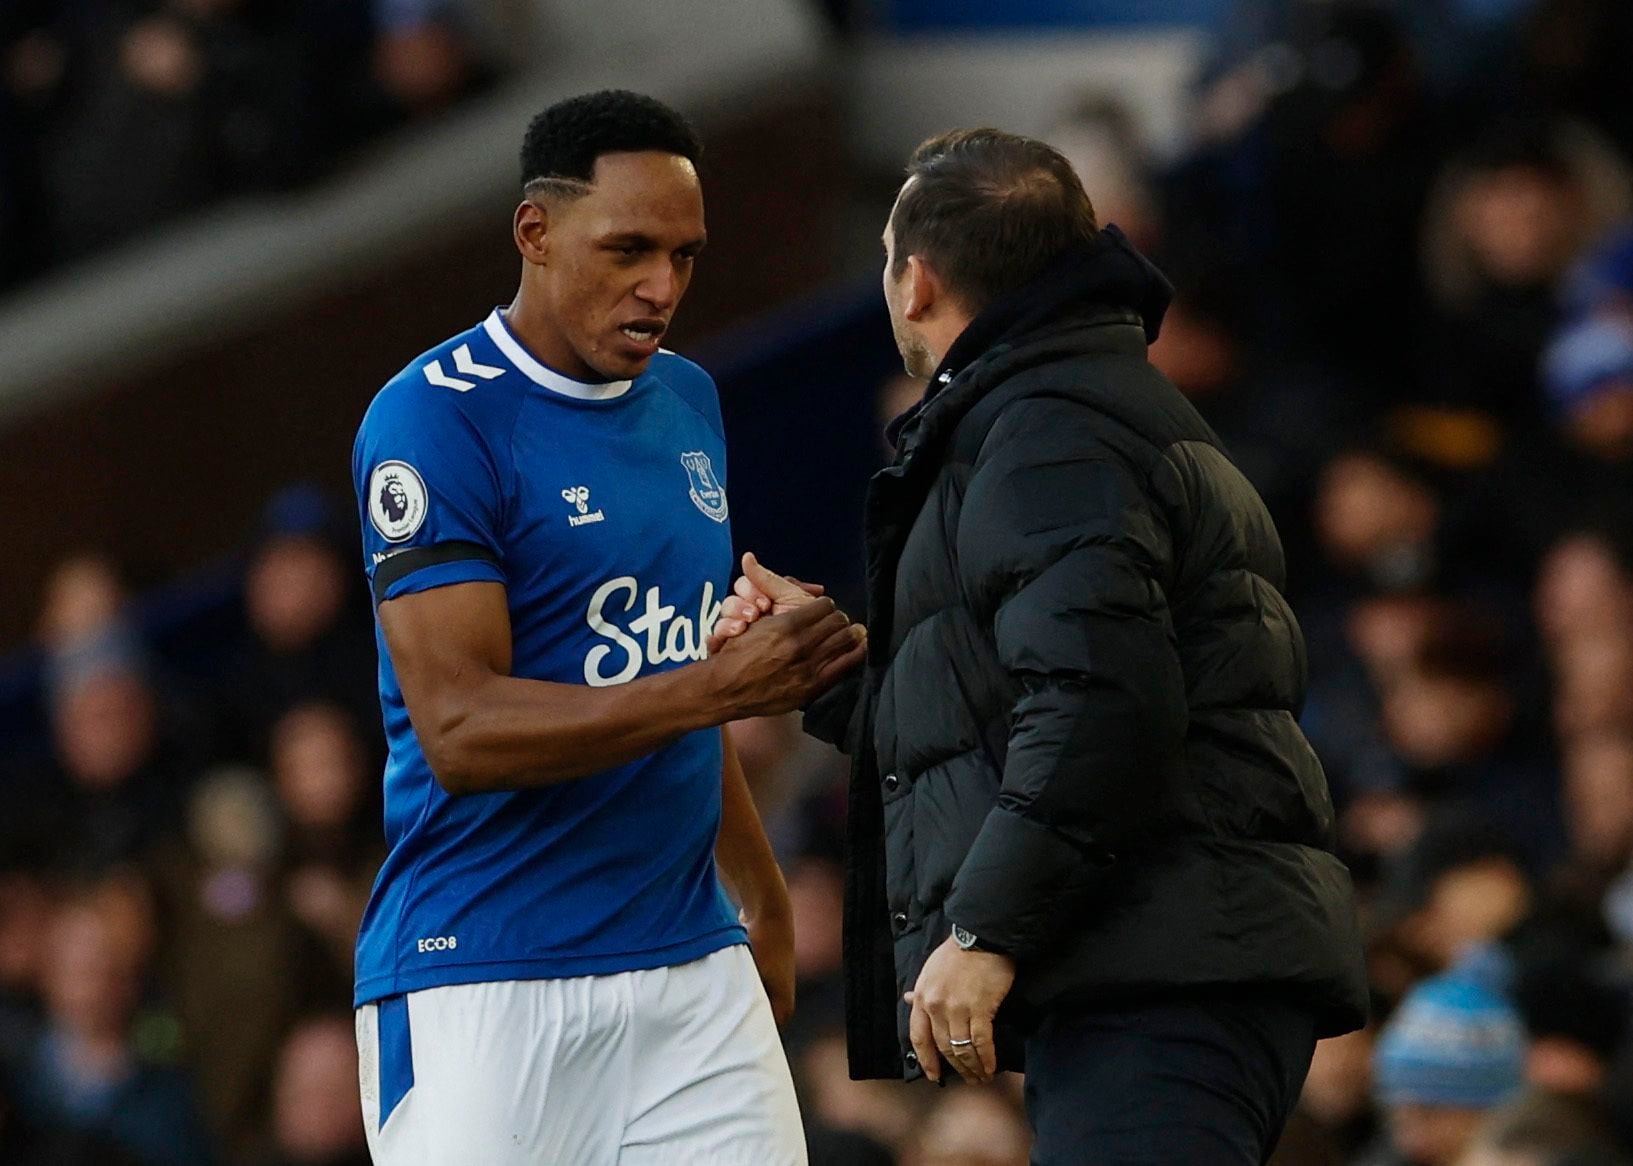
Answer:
[
  {"left": 1368, "top": 971, "right": 1528, "bottom": 1166},
  {"left": 1148, "top": 257, "right": 1356, "bottom": 575},
  {"left": 1551, "top": 630, "right": 1633, "bottom": 740},
  {"left": 0, "top": 646, "right": 195, "bottom": 878},
  {"left": 1374, "top": 615, "right": 1562, "bottom": 867},
  {"left": 3, "top": 890, "right": 216, "bottom": 1165},
  {"left": 1561, "top": 225, "right": 1633, "bottom": 324},
  {"left": 153, "top": 767, "right": 337, "bottom": 1155},
  {"left": 1533, "top": 530, "right": 1633, "bottom": 753},
  {"left": 370, "top": 3, "right": 480, "bottom": 117},
  {"left": 726, "top": 712, "right": 848, "bottom": 856},
  {"left": 215, "top": 487, "right": 376, "bottom": 765},
  {"left": 0, "top": 0, "right": 488, "bottom": 290},
  {"left": 1276, "top": 1027, "right": 1382, "bottom": 1165},
  {"left": 249, "top": 1015, "right": 368, "bottom": 1166},
  {"left": 796, "top": 1029, "right": 921, "bottom": 1161},
  {"left": 268, "top": 703, "right": 380, "bottom": 970},
  {"left": 1557, "top": 733, "right": 1633, "bottom": 876},
  {"left": 781, "top": 848, "right": 847, "bottom": 1051},
  {"left": 34, "top": 554, "right": 130, "bottom": 657},
  {"left": 1454, "top": 1091, "right": 1625, "bottom": 1166},
  {"left": 1533, "top": 531, "right": 1633, "bottom": 652},
  {"left": 1542, "top": 315, "right": 1633, "bottom": 467},
  {"left": 0, "top": 5, "right": 75, "bottom": 288},
  {"left": 1510, "top": 955, "right": 1627, "bottom": 1096},
  {"left": 0, "top": 868, "right": 52, "bottom": 1022},
  {"left": 38, "top": 0, "right": 318, "bottom": 263},
  {"left": 1303, "top": 594, "right": 1448, "bottom": 838},
  {"left": 1047, "top": 94, "right": 1159, "bottom": 251},
  {"left": 1518, "top": 0, "right": 1633, "bottom": 157},
  {"left": 1174, "top": 4, "right": 1441, "bottom": 391},
  {"left": 904, "top": 1087, "right": 1031, "bottom": 1165},
  {"left": 1382, "top": 816, "right": 1535, "bottom": 978},
  {"left": 1313, "top": 450, "right": 1442, "bottom": 592},
  {"left": 0, "top": 1075, "right": 143, "bottom": 1166},
  {"left": 1481, "top": 318, "right": 1633, "bottom": 562},
  {"left": 1417, "top": 118, "right": 1627, "bottom": 424}
]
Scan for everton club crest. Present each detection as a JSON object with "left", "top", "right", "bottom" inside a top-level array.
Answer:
[{"left": 681, "top": 451, "right": 729, "bottom": 523}]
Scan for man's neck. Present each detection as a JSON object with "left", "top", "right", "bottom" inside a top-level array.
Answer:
[
  {"left": 922, "top": 312, "right": 973, "bottom": 379},
  {"left": 505, "top": 284, "right": 601, "bottom": 382}
]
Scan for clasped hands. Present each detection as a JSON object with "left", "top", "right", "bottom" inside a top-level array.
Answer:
[{"left": 706, "top": 552, "right": 847, "bottom": 652}]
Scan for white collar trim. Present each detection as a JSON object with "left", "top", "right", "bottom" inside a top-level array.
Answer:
[{"left": 483, "top": 310, "right": 634, "bottom": 400}]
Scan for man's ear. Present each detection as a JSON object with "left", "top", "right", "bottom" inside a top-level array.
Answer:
[
  {"left": 514, "top": 200, "right": 550, "bottom": 266},
  {"left": 903, "top": 254, "right": 940, "bottom": 323}
]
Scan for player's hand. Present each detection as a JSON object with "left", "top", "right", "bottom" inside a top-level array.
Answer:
[
  {"left": 707, "top": 553, "right": 834, "bottom": 656},
  {"left": 706, "top": 596, "right": 866, "bottom": 717},
  {"left": 740, "top": 901, "right": 796, "bottom": 1028},
  {"left": 905, "top": 935, "right": 1015, "bottom": 1085}
]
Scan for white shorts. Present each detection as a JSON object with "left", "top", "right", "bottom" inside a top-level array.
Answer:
[{"left": 355, "top": 944, "right": 806, "bottom": 1165}]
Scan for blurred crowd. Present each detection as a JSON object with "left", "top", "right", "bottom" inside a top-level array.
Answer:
[
  {"left": 0, "top": 0, "right": 492, "bottom": 292},
  {"left": 0, "top": 487, "right": 383, "bottom": 1165},
  {"left": 7, "top": 0, "right": 1633, "bottom": 1164}
]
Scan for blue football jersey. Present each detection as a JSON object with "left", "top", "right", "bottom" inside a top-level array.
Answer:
[{"left": 350, "top": 308, "right": 744, "bottom": 1006}]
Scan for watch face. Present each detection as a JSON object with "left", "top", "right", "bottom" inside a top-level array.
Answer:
[{"left": 952, "top": 924, "right": 977, "bottom": 950}]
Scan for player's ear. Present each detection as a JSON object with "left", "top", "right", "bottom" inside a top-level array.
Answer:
[{"left": 514, "top": 200, "right": 550, "bottom": 266}]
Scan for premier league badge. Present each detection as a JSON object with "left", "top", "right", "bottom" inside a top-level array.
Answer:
[
  {"left": 368, "top": 460, "right": 428, "bottom": 542},
  {"left": 680, "top": 451, "right": 728, "bottom": 524}
]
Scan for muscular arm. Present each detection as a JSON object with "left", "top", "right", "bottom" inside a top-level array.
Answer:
[
  {"left": 716, "top": 723, "right": 796, "bottom": 1025},
  {"left": 715, "top": 725, "right": 788, "bottom": 920},
  {"left": 381, "top": 580, "right": 862, "bottom": 796}
]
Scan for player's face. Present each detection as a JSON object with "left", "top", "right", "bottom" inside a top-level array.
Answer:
[{"left": 542, "top": 152, "right": 706, "bottom": 381}]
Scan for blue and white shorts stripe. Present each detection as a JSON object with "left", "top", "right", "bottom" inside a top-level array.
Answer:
[{"left": 355, "top": 944, "right": 805, "bottom": 1165}]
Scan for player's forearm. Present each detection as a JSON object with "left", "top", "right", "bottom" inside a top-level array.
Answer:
[
  {"left": 715, "top": 727, "right": 790, "bottom": 922},
  {"left": 426, "top": 662, "right": 734, "bottom": 794}
]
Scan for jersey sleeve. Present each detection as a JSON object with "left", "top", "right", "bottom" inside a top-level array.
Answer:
[{"left": 353, "top": 378, "right": 510, "bottom": 604}]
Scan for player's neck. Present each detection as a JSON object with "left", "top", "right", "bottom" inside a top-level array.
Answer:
[{"left": 504, "top": 289, "right": 606, "bottom": 384}]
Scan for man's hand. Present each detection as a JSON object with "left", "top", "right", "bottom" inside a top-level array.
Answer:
[
  {"left": 704, "top": 597, "right": 865, "bottom": 718},
  {"left": 905, "top": 934, "right": 1016, "bottom": 1085},
  {"left": 709, "top": 553, "right": 861, "bottom": 656},
  {"left": 741, "top": 902, "right": 797, "bottom": 1027}
]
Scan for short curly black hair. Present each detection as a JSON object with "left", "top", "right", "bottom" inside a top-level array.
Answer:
[{"left": 519, "top": 90, "right": 702, "bottom": 194}]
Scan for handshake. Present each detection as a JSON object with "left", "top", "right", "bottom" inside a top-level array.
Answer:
[{"left": 701, "top": 553, "right": 866, "bottom": 718}]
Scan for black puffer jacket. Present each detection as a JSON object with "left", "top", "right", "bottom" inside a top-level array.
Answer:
[{"left": 808, "top": 227, "right": 1368, "bottom": 1081}]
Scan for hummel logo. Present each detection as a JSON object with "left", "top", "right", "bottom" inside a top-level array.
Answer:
[{"left": 562, "top": 486, "right": 606, "bottom": 528}]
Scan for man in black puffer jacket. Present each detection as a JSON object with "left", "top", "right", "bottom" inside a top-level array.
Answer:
[{"left": 722, "top": 129, "right": 1368, "bottom": 1163}]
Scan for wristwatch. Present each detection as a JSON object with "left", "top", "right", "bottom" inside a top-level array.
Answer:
[{"left": 951, "top": 923, "right": 1005, "bottom": 955}]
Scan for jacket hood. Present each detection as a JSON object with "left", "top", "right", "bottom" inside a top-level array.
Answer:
[
  {"left": 887, "top": 224, "right": 1172, "bottom": 448},
  {"left": 932, "top": 223, "right": 1172, "bottom": 382}
]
